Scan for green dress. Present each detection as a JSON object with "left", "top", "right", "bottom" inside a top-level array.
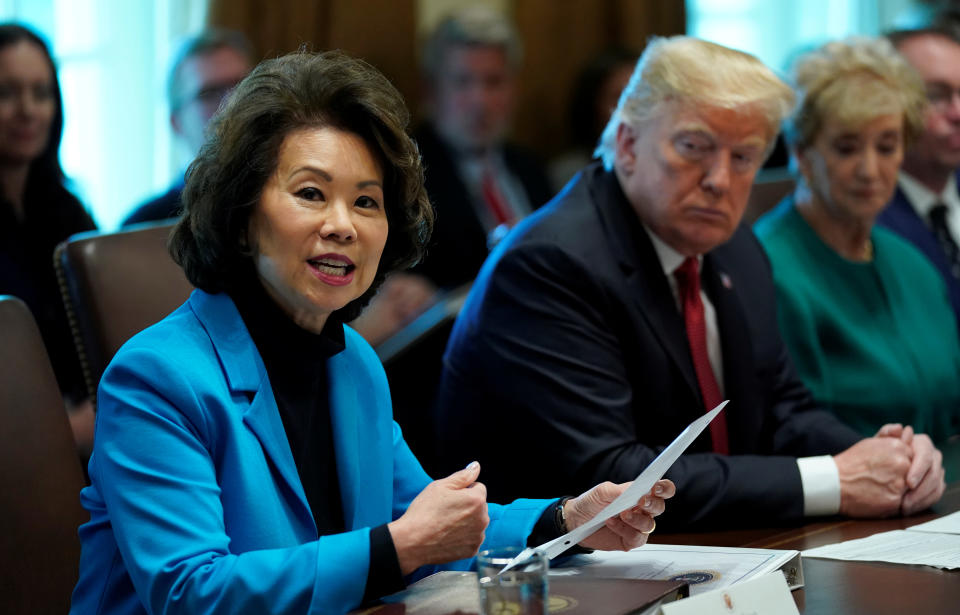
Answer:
[{"left": 754, "top": 196, "right": 960, "bottom": 446}]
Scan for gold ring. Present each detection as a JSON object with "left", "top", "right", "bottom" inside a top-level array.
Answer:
[{"left": 641, "top": 519, "right": 656, "bottom": 535}]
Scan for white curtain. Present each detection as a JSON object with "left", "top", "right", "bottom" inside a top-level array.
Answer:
[{"left": 687, "top": 0, "right": 921, "bottom": 76}]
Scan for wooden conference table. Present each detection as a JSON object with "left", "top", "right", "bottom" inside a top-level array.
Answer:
[{"left": 650, "top": 480, "right": 960, "bottom": 614}]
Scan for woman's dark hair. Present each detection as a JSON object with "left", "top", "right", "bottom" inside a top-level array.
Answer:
[
  {"left": 170, "top": 50, "right": 434, "bottom": 322},
  {"left": 0, "top": 23, "right": 70, "bottom": 197}
]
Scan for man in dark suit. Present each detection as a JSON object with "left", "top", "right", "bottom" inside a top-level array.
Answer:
[
  {"left": 412, "top": 5, "right": 553, "bottom": 290},
  {"left": 877, "top": 26, "right": 960, "bottom": 326},
  {"left": 122, "top": 30, "right": 253, "bottom": 226},
  {"left": 435, "top": 36, "right": 945, "bottom": 531},
  {"left": 350, "top": 6, "right": 553, "bottom": 348}
]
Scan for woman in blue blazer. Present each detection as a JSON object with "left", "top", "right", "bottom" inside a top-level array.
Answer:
[{"left": 69, "top": 51, "right": 673, "bottom": 615}]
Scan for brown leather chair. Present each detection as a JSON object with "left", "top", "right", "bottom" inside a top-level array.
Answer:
[
  {"left": 744, "top": 168, "right": 795, "bottom": 225},
  {"left": 0, "top": 296, "right": 88, "bottom": 614},
  {"left": 55, "top": 222, "right": 193, "bottom": 401}
]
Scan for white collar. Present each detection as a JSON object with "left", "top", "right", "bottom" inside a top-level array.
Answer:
[
  {"left": 898, "top": 171, "right": 960, "bottom": 218},
  {"left": 644, "top": 225, "right": 700, "bottom": 277}
]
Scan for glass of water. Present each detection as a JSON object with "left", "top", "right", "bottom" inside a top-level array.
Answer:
[{"left": 476, "top": 547, "right": 548, "bottom": 615}]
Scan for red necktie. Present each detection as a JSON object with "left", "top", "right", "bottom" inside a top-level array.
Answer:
[
  {"left": 674, "top": 257, "right": 730, "bottom": 454},
  {"left": 481, "top": 167, "right": 514, "bottom": 226}
]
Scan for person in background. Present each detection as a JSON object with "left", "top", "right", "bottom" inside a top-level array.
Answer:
[
  {"left": 754, "top": 37, "right": 960, "bottom": 449},
  {"left": 0, "top": 23, "right": 96, "bottom": 456},
  {"left": 121, "top": 28, "right": 253, "bottom": 226},
  {"left": 434, "top": 36, "right": 945, "bottom": 531},
  {"left": 876, "top": 26, "right": 960, "bottom": 328},
  {"left": 413, "top": 4, "right": 553, "bottom": 289},
  {"left": 549, "top": 47, "right": 638, "bottom": 191},
  {"left": 351, "top": 5, "right": 554, "bottom": 346},
  {"left": 69, "top": 50, "right": 674, "bottom": 615}
]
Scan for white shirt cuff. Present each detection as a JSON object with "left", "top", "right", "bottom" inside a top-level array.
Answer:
[{"left": 797, "top": 455, "right": 841, "bottom": 516}]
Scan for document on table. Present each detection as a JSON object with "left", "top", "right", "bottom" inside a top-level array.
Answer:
[
  {"left": 499, "top": 402, "right": 729, "bottom": 573},
  {"left": 905, "top": 510, "right": 960, "bottom": 534},
  {"left": 803, "top": 527, "right": 960, "bottom": 569},
  {"left": 552, "top": 544, "right": 803, "bottom": 596}
]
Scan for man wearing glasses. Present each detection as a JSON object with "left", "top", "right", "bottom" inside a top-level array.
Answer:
[
  {"left": 878, "top": 25, "right": 960, "bottom": 327},
  {"left": 123, "top": 29, "right": 253, "bottom": 226}
]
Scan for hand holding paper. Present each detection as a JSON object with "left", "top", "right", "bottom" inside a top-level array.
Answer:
[
  {"left": 565, "top": 479, "right": 672, "bottom": 552},
  {"left": 501, "top": 401, "right": 728, "bottom": 573}
]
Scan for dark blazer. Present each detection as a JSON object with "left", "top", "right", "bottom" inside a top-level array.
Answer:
[
  {"left": 413, "top": 123, "right": 554, "bottom": 289},
  {"left": 435, "top": 164, "right": 862, "bottom": 530},
  {"left": 121, "top": 180, "right": 184, "bottom": 227},
  {"left": 0, "top": 187, "right": 95, "bottom": 400},
  {"left": 875, "top": 172, "right": 960, "bottom": 330}
]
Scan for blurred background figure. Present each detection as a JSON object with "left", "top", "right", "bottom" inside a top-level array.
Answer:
[
  {"left": 877, "top": 24, "right": 960, "bottom": 329},
  {"left": 353, "top": 5, "right": 555, "bottom": 346},
  {"left": 0, "top": 23, "right": 96, "bottom": 455},
  {"left": 549, "top": 47, "right": 637, "bottom": 191},
  {"left": 122, "top": 28, "right": 253, "bottom": 226},
  {"left": 755, "top": 36, "right": 960, "bottom": 448},
  {"left": 412, "top": 3, "right": 552, "bottom": 289}
]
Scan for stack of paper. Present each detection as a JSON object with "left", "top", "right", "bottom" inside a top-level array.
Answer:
[
  {"left": 553, "top": 543, "right": 803, "bottom": 596},
  {"left": 802, "top": 511, "right": 960, "bottom": 569}
]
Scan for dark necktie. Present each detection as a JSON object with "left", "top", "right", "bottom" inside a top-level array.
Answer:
[
  {"left": 674, "top": 257, "right": 729, "bottom": 455},
  {"left": 929, "top": 203, "right": 960, "bottom": 280},
  {"left": 481, "top": 166, "right": 514, "bottom": 227}
]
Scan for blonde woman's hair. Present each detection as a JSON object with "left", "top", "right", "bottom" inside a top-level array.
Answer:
[
  {"left": 785, "top": 36, "right": 926, "bottom": 150},
  {"left": 595, "top": 36, "right": 795, "bottom": 169}
]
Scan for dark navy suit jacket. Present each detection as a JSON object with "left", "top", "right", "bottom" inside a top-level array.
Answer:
[
  {"left": 875, "top": 171, "right": 960, "bottom": 331},
  {"left": 435, "top": 164, "right": 862, "bottom": 530}
]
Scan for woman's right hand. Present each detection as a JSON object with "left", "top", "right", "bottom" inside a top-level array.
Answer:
[{"left": 388, "top": 461, "right": 490, "bottom": 575}]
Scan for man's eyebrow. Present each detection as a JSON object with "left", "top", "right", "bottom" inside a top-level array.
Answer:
[{"left": 673, "top": 124, "right": 712, "bottom": 135}]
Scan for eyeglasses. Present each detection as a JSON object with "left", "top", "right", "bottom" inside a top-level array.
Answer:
[
  {"left": 925, "top": 83, "right": 960, "bottom": 112},
  {"left": 173, "top": 80, "right": 241, "bottom": 112}
]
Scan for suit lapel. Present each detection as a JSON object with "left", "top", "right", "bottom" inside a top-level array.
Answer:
[
  {"left": 188, "top": 290, "right": 314, "bottom": 532},
  {"left": 241, "top": 381, "right": 315, "bottom": 531},
  {"left": 702, "top": 251, "right": 756, "bottom": 452},
  {"left": 588, "top": 168, "right": 701, "bottom": 398},
  {"left": 326, "top": 349, "right": 364, "bottom": 530}
]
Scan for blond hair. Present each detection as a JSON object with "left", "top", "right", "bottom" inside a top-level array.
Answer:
[
  {"left": 786, "top": 36, "right": 926, "bottom": 150},
  {"left": 595, "top": 36, "right": 794, "bottom": 169}
]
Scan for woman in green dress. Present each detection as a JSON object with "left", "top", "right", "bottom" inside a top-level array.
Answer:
[{"left": 754, "top": 36, "right": 960, "bottom": 451}]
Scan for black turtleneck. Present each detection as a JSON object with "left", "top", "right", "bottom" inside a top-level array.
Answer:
[{"left": 231, "top": 280, "right": 404, "bottom": 601}]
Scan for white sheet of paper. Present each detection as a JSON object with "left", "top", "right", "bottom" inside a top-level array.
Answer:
[
  {"left": 659, "top": 571, "right": 799, "bottom": 615},
  {"left": 553, "top": 543, "right": 801, "bottom": 596},
  {"left": 500, "top": 401, "right": 728, "bottom": 573},
  {"left": 905, "top": 510, "right": 960, "bottom": 534},
  {"left": 802, "top": 529, "right": 960, "bottom": 569}
]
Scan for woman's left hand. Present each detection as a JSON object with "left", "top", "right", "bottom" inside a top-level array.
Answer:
[{"left": 568, "top": 479, "right": 675, "bottom": 551}]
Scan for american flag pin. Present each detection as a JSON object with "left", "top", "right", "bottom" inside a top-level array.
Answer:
[{"left": 720, "top": 273, "right": 733, "bottom": 289}]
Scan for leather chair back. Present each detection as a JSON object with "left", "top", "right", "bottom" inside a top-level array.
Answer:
[
  {"left": 744, "top": 170, "right": 795, "bottom": 225},
  {"left": 0, "top": 296, "right": 87, "bottom": 614},
  {"left": 55, "top": 222, "right": 193, "bottom": 400}
]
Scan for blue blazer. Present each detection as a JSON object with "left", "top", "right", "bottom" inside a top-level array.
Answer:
[
  {"left": 876, "top": 172, "right": 960, "bottom": 330},
  {"left": 71, "top": 290, "right": 549, "bottom": 615}
]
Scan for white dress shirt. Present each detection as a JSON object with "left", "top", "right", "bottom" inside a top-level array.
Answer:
[
  {"left": 645, "top": 227, "right": 841, "bottom": 516},
  {"left": 898, "top": 171, "right": 960, "bottom": 240}
]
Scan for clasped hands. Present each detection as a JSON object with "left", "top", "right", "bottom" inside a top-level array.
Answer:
[
  {"left": 835, "top": 423, "right": 946, "bottom": 518},
  {"left": 388, "top": 461, "right": 675, "bottom": 575}
]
